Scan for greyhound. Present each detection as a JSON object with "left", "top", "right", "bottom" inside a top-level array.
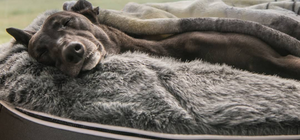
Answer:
[{"left": 6, "top": 0, "right": 300, "bottom": 80}]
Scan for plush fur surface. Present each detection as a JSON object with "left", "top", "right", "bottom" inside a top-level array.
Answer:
[{"left": 2, "top": 9, "right": 300, "bottom": 135}]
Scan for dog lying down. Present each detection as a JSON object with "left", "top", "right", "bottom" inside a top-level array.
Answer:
[{"left": 6, "top": 0, "right": 300, "bottom": 80}]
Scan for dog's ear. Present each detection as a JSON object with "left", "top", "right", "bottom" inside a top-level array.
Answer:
[
  {"left": 92, "top": 7, "right": 100, "bottom": 15},
  {"left": 6, "top": 27, "right": 34, "bottom": 47},
  {"left": 71, "top": 0, "right": 93, "bottom": 12},
  {"left": 79, "top": 7, "right": 100, "bottom": 23},
  {"left": 66, "top": 0, "right": 100, "bottom": 23}
]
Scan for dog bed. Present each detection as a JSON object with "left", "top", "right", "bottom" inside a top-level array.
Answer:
[{"left": 2, "top": 0, "right": 300, "bottom": 138}]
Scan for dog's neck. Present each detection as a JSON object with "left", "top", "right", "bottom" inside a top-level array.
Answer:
[{"left": 94, "top": 24, "right": 170, "bottom": 57}]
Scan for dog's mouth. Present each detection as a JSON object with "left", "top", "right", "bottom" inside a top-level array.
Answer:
[
  {"left": 56, "top": 42, "right": 104, "bottom": 77},
  {"left": 81, "top": 43, "right": 105, "bottom": 71}
]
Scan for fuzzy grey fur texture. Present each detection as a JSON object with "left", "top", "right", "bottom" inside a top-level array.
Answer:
[{"left": 2, "top": 10, "right": 300, "bottom": 135}]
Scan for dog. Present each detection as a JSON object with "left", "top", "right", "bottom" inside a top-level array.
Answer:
[{"left": 6, "top": 0, "right": 300, "bottom": 80}]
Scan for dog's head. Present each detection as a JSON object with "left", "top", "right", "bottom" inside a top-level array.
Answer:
[{"left": 6, "top": 0, "right": 107, "bottom": 77}]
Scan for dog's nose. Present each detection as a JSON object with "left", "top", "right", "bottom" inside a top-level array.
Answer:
[{"left": 63, "top": 42, "right": 85, "bottom": 64}]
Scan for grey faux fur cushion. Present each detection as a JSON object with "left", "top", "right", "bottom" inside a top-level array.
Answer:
[{"left": 2, "top": 10, "right": 300, "bottom": 135}]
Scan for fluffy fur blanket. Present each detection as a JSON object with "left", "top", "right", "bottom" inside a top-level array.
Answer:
[{"left": 2, "top": 0, "right": 300, "bottom": 135}]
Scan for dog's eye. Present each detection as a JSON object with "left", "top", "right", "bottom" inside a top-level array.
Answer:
[{"left": 63, "top": 19, "right": 72, "bottom": 27}]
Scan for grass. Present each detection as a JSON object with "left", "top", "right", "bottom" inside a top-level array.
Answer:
[{"left": 0, "top": 0, "right": 180, "bottom": 44}]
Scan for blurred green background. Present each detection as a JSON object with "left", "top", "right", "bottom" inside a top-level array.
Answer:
[{"left": 0, "top": 0, "right": 180, "bottom": 44}]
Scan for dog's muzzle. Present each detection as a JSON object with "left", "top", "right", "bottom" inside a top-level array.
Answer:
[{"left": 63, "top": 42, "right": 85, "bottom": 64}]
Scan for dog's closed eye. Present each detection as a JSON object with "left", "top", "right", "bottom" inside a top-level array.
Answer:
[{"left": 63, "top": 19, "right": 72, "bottom": 27}]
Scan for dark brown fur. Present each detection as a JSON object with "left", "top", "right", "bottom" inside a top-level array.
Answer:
[{"left": 6, "top": 0, "right": 300, "bottom": 80}]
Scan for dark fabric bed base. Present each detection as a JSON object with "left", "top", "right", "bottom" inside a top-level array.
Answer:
[{"left": 1, "top": 101, "right": 300, "bottom": 140}]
